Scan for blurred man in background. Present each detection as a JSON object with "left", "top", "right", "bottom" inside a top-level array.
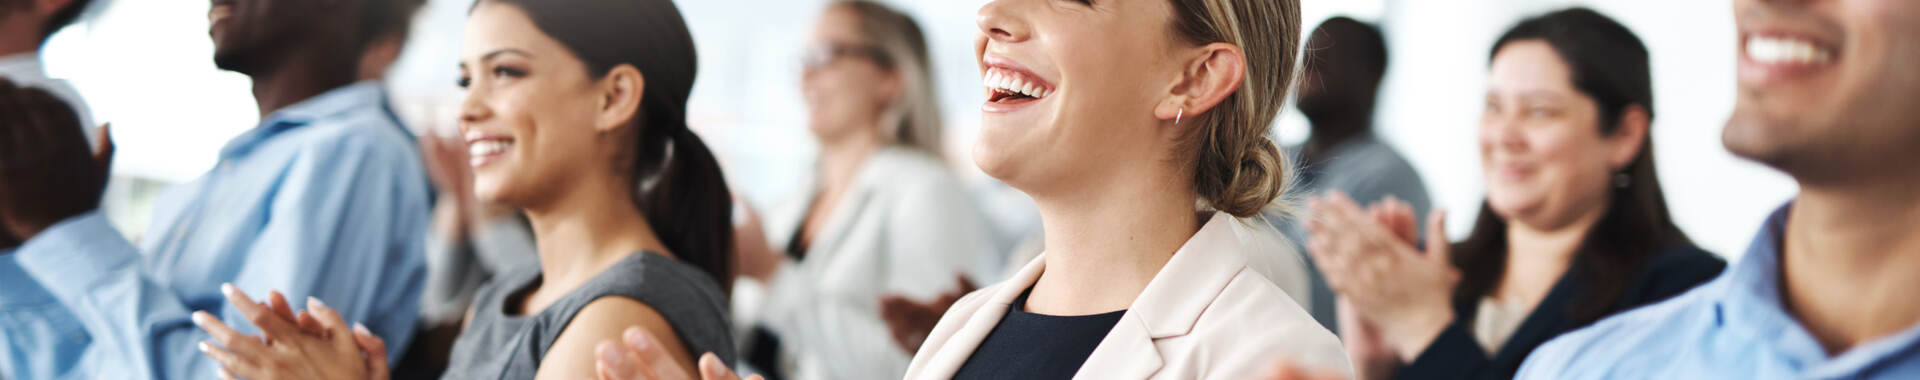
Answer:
[
  {"left": 0, "top": 0, "right": 432, "bottom": 378},
  {"left": 1519, "top": 0, "right": 1920, "bottom": 377},
  {"left": 1281, "top": 16, "right": 1432, "bottom": 330},
  {"left": 0, "top": 0, "right": 96, "bottom": 143},
  {"left": 0, "top": 77, "right": 104, "bottom": 380}
]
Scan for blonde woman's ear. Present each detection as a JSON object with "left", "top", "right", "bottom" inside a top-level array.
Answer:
[{"left": 1179, "top": 43, "right": 1248, "bottom": 116}]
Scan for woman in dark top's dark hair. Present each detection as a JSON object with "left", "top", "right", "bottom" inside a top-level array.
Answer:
[
  {"left": 1305, "top": 7, "right": 1726, "bottom": 380},
  {"left": 189, "top": 0, "right": 739, "bottom": 378}
]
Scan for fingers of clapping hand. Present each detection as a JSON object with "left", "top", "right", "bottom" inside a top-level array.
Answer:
[
  {"left": 700, "top": 353, "right": 759, "bottom": 380},
  {"left": 304, "top": 296, "right": 358, "bottom": 352},
  {"left": 222, "top": 284, "right": 305, "bottom": 342},
  {"left": 265, "top": 290, "right": 312, "bottom": 342},
  {"left": 1422, "top": 209, "right": 1454, "bottom": 270},
  {"left": 192, "top": 311, "right": 264, "bottom": 374},
  {"left": 1369, "top": 197, "right": 1417, "bottom": 245},
  {"left": 352, "top": 324, "right": 392, "bottom": 380},
  {"left": 597, "top": 326, "right": 679, "bottom": 380}
]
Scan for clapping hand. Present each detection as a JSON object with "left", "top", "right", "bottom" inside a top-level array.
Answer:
[
  {"left": 1305, "top": 192, "right": 1456, "bottom": 362},
  {"left": 191, "top": 284, "right": 390, "bottom": 380},
  {"left": 594, "top": 326, "right": 762, "bottom": 380}
]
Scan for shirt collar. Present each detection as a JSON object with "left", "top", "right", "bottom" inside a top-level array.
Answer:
[
  {"left": 220, "top": 82, "right": 387, "bottom": 158},
  {"left": 1717, "top": 203, "right": 1820, "bottom": 361},
  {"left": 1718, "top": 202, "right": 1920, "bottom": 376}
]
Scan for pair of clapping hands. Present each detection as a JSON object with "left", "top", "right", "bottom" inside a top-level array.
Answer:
[
  {"left": 190, "top": 284, "right": 765, "bottom": 380},
  {"left": 1304, "top": 192, "right": 1459, "bottom": 380}
]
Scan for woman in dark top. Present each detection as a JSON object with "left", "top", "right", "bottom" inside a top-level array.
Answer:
[
  {"left": 1303, "top": 8, "right": 1726, "bottom": 380},
  {"left": 188, "top": 0, "right": 738, "bottom": 378}
]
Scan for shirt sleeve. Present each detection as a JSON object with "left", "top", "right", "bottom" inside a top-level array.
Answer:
[
  {"left": 12, "top": 212, "right": 201, "bottom": 380},
  {"left": 222, "top": 131, "right": 430, "bottom": 362},
  {"left": 14, "top": 131, "right": 431, "bottom": 379}
]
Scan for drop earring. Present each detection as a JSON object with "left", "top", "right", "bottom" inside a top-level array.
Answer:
[{"left": 1175, "top": 108, "right": 1184, "bottom": 124}]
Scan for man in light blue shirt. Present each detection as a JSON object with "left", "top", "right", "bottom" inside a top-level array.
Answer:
[
  {"left": 0, "top": 76, "right": 102, "bottom": 380},
  {"left": 0, "top": 0, "right": 432, "bottom": 378},
  {"left": 1516, "top": 0, "right": 1920, "bottom": 378}
]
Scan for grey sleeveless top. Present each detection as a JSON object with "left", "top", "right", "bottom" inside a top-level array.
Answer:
[{"left": 442, "top": 251, "right": 736, "bottom": 379}]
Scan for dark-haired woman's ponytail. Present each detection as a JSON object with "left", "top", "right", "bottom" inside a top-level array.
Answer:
[{"left": 635, "top": 127, "right": 735, "bottom": 294}]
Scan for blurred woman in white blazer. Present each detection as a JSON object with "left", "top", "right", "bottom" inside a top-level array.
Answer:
[{"left": 723, "top": 2, "right": 999, "bottom": 380}]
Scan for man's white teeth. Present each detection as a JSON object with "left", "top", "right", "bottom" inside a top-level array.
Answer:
[
  {"left": 985, "top": 70, "right": 1050, "bottom": 98},
  {"left": 469, "top": 140, "right": 511, "bottom": 157},
  {"left": 1747, "top": 36, "right": 1833, "bottom": 66}
]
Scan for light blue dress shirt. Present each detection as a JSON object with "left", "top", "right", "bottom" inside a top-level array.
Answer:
[
  {"left": 0, "top": 252, "right": 92, "bottom": 380},
  {"left": 1518, "top": 203, "right": 1920, "bottom": 379},
  {"left": 4, "top": 82, "right": 431, "bottom": 380}
]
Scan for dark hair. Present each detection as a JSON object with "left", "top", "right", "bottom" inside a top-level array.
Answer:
[
  {"left": 1453, "top": 7, "right": 1690, "bottom": 326},
  {"left": 0, "top": 78, "right": 101, "bottom": 248},
  {"left": 480, "top": 0, "right": 735, "bottom": 292},
  {"left": 355, "top": 0, "right": 428, "bottom": 54},
  {"left": 1297, "top": 16, "right": 1387, "bottom": 127}
]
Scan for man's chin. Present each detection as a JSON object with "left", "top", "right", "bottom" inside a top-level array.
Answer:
[
  {"left": 212, "top": 49, "right": 261, "bottom": 75},
  {"left": 1723, "top": 113, "right": 1835, "bottom": 182}
]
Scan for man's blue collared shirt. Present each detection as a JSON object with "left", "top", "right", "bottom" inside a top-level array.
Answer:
[{"left": 1519, "top": 203, "right": 1920, "bottom": 379}]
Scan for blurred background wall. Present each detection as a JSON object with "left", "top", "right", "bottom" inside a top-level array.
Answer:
[{"left": 42, "top": 0, "right": 1795, "bottom": 258}]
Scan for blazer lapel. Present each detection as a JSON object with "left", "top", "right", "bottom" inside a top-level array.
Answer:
[
  {"left": 1074, "top": 212, "right": 1247, "bottom": 379},
  {"left": 1072, "top": 313, "right": 1164, "bottom": 379},
  {"left": 914, "top": 255, "right": 1048, "bottom": 379}
]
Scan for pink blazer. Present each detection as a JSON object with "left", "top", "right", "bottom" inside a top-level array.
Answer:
[{"left": 904, "top": 213, "right": 1353, "bottom": 379}]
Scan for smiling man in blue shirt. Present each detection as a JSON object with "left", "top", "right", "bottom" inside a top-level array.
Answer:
[
  {"left": 0, "top": 0, "right": 432, "bottom": 378},
  {"left": 1517, "top": 0, "right": 1920, "bottom": 379}
]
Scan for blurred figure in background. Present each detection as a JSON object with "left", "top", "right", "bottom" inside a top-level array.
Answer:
[
  {"left": 0, "top": 0, "right": 96, "bottom": 143},
  {"left": 1282, "top": 16, "right": 1432, "bottom": 331},
  {"left": 0, "top": 77, "right": 106, "bottom": 380},
  {"left": 1305, "top": 8, "right": 1724, "bottom": 380},
  {"left": 1521, "top": 0, "right": 1920, "bottom": 378},
  {"left": 0, "top": 0, "right": 434, "bottom": 377},
  {"left": 727, "top": 1, "right": 996, "bottom": 379}
]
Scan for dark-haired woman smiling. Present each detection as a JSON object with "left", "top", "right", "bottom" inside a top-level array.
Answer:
[
  {"left": 1306, "top": 8, "right": 1727, "bottom": 380},
  {"left": 187, "top": 0, "right": 737, "bottom": 378}
]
